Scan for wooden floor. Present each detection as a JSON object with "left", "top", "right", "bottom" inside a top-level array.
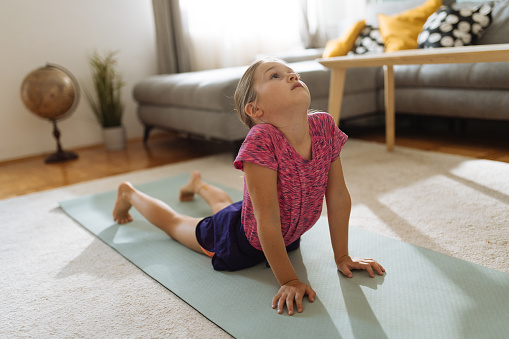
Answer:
[
  {"left": 0, "top": 134, "right": 232, "bottom": 200},
  {"left": 1, "top": 116, "right": 508, "bottom": 200}
]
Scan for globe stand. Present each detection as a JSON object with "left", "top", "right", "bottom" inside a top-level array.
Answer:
[
  {"left": 21, "top": 63, "right": 81, "bottom": 164},
  {"left": 45, "top": 119, "right": 78, "bottom": 164}
]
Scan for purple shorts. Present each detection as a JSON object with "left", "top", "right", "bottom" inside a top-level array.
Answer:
[{"left": 195, "top": 201, "right": 300, "bottom": 271}]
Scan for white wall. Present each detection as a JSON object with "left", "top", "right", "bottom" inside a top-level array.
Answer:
[{"left": 0, "top": 0, "right": 157, "bottom": 161}]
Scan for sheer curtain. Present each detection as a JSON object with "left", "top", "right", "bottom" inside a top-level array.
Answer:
[
  {"left": 152, "top": 0, "right": 368, "bottom": 72},
  {"left": 301, "top": 0, "right": 368, "bottom": 48},
  {"left": 181, "top": 0, "right": 304, "bottom": 71}
]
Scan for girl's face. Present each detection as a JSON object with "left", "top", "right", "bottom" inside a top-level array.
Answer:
[{"left": 252, "top": 61, "right": 311, "bottom": 123}]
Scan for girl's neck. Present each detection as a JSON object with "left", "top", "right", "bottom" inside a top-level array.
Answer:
[
  {"left": 276, "top": 114, "right": 312, "bottom": 160},
  {"left": 276, "top": 108, "right": 308, "bottom": 132}
]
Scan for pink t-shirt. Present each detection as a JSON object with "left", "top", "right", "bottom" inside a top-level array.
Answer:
[{"left": 233, "top": 112, "right": 348, "bottom": 250}]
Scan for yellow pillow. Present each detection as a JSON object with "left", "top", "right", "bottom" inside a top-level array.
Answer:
[
  {"left": 378, "top": 0, "right": 442, "bottom": 52},
  {"left": 322, "top": 20, "right": 366, "bottom": 58}
]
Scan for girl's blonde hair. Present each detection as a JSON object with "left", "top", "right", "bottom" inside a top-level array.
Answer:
[{"left": 234, "top": 57, "right": 286, "bottom": 129}]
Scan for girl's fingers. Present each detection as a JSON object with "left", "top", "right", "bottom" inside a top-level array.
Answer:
[
  {"left": 273, "top": 282, "right": 316, "bottom": 315},
  {"left": 365, "top": 264, "right": 375, "bottom": 278},
  {"left": 375, "top": 263, "right": 385, "bottom": 275},
  {"left": 339, "top": 265, "right": 353, "bottom": 278},
  {"left": 362, "top": 260, "right": 385, "bottom": 276},
  {"left": 338, "top": 257, "right": 386, "bottom": 278},
  {"left": 295, "top": 292, "right": 304, "bottom": 313},
  {"left": 278, "top": 296, "right": 285, "bottom": 314},
  {"left": 306, "top": 286, "right": 316, "bottom": 302},
  {"left": 286, "top": 295, "right": 295, "bottom": 315},
  {"left": 272, "top": 293, "right": 281, "bottom": 309}
]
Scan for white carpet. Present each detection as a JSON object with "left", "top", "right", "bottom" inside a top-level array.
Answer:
[{"left": 1, "top": 139, "right": 508, "bottom": 338}]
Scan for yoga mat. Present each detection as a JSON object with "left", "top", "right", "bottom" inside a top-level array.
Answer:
[{"left": 60, "top": 173, "right": 509, "bottom": 339}]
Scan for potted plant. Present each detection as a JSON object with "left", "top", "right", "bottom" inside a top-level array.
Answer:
[{"left": 85, "top": 50, "right": 126, "bottom": 150}]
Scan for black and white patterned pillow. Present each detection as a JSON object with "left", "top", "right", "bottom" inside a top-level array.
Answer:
[
  {"left": 418, "top": 3, "right": 494, "bottom": 48},
  {"left": 349, "top": 25, "right": 385, "bottom": 55}
]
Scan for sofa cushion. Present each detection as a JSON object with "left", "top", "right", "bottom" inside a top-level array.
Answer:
[
  {"left": 417, "top": 3, "right": 494, "bottom": 48},
  {"left": 385, "top": 62, "right": 509, "bottom": 90},
  {"left": 323, "top": 20, "right": 366, "bottom": 58},
  {"left": 296, "top": 61, "right": 385, "bottom": 99},
  {"left": 478, "top": 0, "right": 509, "bottom": 44},
  {"left": 134, "top": 62, "right": 334, "bottom": 112},
  {"left": 366, "top": 0, "right": 456, "bottom": 26},
  {"left": 133, "top": 66, "right": 247, "bottom": 112},
  {"left": 378, "top": 87, "right": 509, "bottom": 120},
  {"left": 134, "top": 61, "right": 380, "bottom": 113},
  {"left": 137, "top": 105, "right": 249, "bottom": 141},
  {"left": 377, "top": 0, "right": 442, "bottom": 52},
  {"left": 366, "top": 0, "right": 427, "bottom": 26},
  {"left": 350, "top": 25, "right": 385, "bottom": 55}
]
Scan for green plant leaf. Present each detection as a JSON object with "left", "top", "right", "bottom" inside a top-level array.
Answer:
[{"left": 85, "top": 50, "right": 125, "bottom": 128}]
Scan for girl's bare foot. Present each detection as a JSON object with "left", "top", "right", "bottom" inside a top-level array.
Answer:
[
  {"left": 113, "top": 182, "right": 134, "bottom": 224},
  {"left": 179, "top": 171, "right": 205, "bottom": 201}
]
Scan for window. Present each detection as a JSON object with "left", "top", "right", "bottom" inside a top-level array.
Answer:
[{"left": 182, "top": 0, "right": 303, "bottom": 70}]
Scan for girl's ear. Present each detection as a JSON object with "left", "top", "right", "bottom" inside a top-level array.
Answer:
[{"left": 245, "top": 102, "right": 263, "bottom": 119}]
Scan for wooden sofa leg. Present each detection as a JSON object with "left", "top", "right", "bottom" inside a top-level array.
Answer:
[{"left": 143, "top": 126, "right": 154, "bottom": 144}]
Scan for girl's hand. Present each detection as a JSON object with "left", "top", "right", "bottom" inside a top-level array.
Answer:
[
  {"left": 337, "top": 255, "right": 385, "bottom": 278},
  {"left": 272, "top": 279, "right": 316, "bottom": 315}
]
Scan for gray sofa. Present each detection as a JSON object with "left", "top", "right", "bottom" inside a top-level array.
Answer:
[{"left": 133, "top": 0, "right": 509, "bottom": 144}]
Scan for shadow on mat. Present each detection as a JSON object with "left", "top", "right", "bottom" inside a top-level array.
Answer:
[
  {"left": 358, "top": 198, "right": 509, "bottom": 338},
  {"left": 338, "top": 271, "right": 388, "bottom": 339},
  {"left": 220, "top": 249, "right": 344, "bottom": 338}
]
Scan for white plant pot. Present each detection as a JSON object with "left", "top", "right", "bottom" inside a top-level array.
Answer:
[{"left": 102, "top": 126, "right": 126, "bottom": 151}]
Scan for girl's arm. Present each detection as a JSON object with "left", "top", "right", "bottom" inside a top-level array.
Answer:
[
  {"left": 325, "top": 157, "right": 385, "bottom": 278},
  {"left": 243, "top": 161, "right": 315, "bottom": 315}
]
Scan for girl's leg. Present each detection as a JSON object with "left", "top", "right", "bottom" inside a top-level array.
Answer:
[
  {"left": 113, "top": 182, "right": 203, "bottom": 253},
  {"left": 179, "top": 171, "right": 234, "bottom": 214}
]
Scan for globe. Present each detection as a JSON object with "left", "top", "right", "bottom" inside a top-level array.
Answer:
[{"left": 20, "top": 64, "right": 80, "bottom": 163}]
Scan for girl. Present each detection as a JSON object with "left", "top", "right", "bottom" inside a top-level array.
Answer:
[{"left": 113, "top": 58, "right": 385, "bottom": 316}]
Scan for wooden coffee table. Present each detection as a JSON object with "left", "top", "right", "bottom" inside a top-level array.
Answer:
[{"left": 318, "top": 43, "right": 509, "bottom": 151}]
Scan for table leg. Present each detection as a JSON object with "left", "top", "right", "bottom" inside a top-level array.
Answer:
[
  {"left": 327, "top": 68, "right": 346, "bottom": 126},
  {"left": 384, "top": 65, "right": 395, "bottom": 151}
]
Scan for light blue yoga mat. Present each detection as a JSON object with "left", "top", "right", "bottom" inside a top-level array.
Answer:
[{"left": 60, "top": 174, "right": 509, "bottom": 339}]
